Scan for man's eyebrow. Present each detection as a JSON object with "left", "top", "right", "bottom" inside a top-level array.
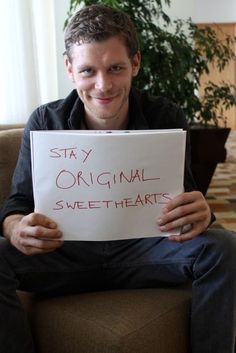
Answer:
[
  {"left": 77, "top": 61, "right": 128, "bottom": 70},
  {"left": 76, "top": 65, "right": 94, "bottom": 71},
  {"left": 110, "top": 61, "right": 127, "bottom": 66}
]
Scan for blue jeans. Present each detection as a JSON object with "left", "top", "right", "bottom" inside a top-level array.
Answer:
[{"left": 0, "top": 229, "right": 235, "bottom": 353}]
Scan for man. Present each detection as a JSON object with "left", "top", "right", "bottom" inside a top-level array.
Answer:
[{"left": 0, "top": 4, "right": 235, "bottom": 353}]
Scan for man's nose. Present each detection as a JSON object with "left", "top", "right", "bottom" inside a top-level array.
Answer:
[{"left": 94, "top": 73, "right": 112, "bottom": 91}]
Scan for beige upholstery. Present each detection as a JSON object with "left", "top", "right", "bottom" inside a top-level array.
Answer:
[
  {"left": 0, "top": 124, "right": 191, "bottom": 353},
  {"left": 0, "top": 128, "right": 23, "bottom": 207}
]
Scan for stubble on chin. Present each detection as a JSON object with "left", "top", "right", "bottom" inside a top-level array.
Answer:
[{"left": 82, "top": 90, "right": 130, "bottom": 125}]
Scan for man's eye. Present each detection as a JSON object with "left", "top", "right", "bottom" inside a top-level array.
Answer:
[
  {"left": 110, "top": 65, "right": 123, "bottom": 72},
  {"left": 79, "top": 68, "right": 93, "bottom": 76}
]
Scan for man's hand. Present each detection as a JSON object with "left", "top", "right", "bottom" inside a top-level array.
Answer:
[
  {"left": 157, "top": 191, "right": 211, "bottom": 242},
  {"left": 3, "top": 213, "right": 63, "bottom": 255}
]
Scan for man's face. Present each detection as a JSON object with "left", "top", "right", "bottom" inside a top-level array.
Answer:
[{"left": 64, "top": 36, "right": 140, "bottom": 129}]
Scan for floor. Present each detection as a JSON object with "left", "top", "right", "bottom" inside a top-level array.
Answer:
[{"left": 206, "top": 131, "right": 236, "bottom": 232}]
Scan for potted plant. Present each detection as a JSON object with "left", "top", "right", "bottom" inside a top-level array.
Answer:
[{"left": 65, "top": 0, "right": 236, "bottom": 194}]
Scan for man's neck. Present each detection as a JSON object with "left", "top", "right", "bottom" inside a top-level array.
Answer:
[{"left": 84, "top": 114, "right": 129, "bottom": 131}]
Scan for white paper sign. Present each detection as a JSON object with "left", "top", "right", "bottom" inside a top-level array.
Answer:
[{"left": 30, "top": 130, "right": 186, "bottom": 241}]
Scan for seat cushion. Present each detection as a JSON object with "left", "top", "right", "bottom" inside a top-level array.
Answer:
[{"left": 19, "top": 287, "right": 191, "bottom": 353}]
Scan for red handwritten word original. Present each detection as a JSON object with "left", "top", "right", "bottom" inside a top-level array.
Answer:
[{"left": 55, "top": 168, "right": 160, "bottom": 190}]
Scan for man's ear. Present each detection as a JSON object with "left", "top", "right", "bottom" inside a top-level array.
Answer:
[
  {"left": 132, "top": 51, "right": 141, "bottom": 77},
  {"left": 64, "top": 54, "right": 75, "bottom": 83}
]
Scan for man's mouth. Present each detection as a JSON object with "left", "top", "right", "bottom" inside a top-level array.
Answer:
[{"left": 92, "top": 95, "right": 117, "bottom": 104}]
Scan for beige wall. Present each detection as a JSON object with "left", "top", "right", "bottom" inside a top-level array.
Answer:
[
  {"left": 193, "top": 0, "right": 236, "bottom": 23},
  {"left": 54, "top": 0, "right": 74, "bottom": 98}
]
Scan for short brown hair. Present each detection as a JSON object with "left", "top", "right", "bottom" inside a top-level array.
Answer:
[{"left": 64, "top": 4, "right": 139, "bottom": 61}]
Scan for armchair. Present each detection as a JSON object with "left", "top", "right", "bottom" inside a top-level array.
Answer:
[{"left": 0, "top": 124, "right": 191, "bottom": 353}]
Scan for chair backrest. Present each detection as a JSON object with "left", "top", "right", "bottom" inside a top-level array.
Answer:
[
  {"left": 0, "top": 124, "right": 24, "bottom": 131},
  {"left": 0, "top": 128, "right": 23, "bottom": 208}
]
